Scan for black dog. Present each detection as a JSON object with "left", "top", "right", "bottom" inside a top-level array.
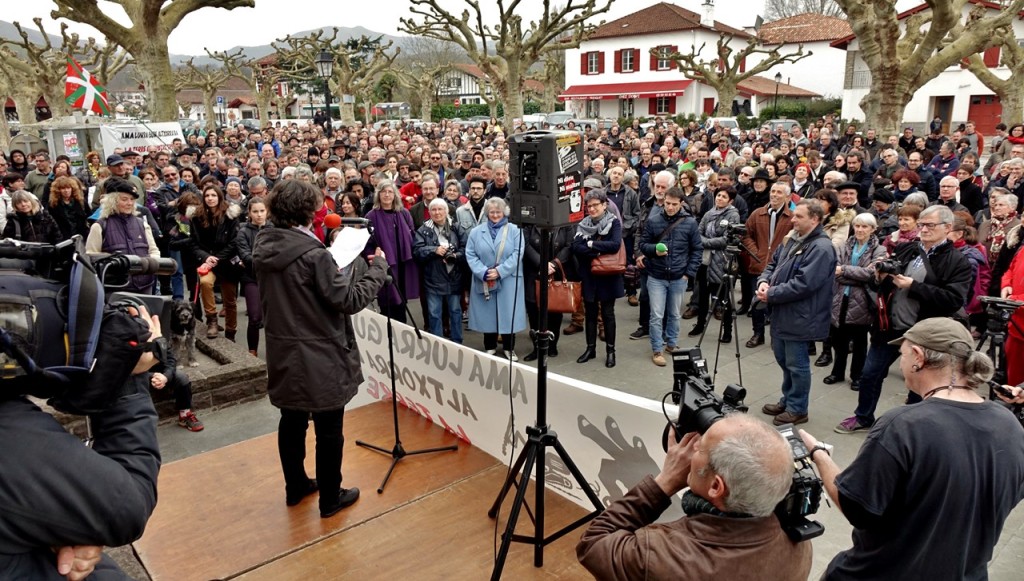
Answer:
[{"left": 170, "top": 300, "right": 198, "bottom": 368}]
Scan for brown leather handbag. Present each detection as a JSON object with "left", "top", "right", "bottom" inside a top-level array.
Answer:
[
  {"left": 591, "top": 241, "right": 626, "bottom": 275},
  {"left": 536, "top": 259, "right": 581, "bottom": 313}
]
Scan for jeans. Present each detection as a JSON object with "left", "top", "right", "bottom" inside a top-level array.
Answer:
[
  {"left": 426, "top": 293, "right": 463, "bottom": 344},
  {"left": 854, "top": 339, "right": 902, "bottom": 425},
  {"left": 648, "top": 276, "right": 687, "bottom": 353},
  {"left": 169, "top": 249, "right": 185, "bottom": 300},
  {"left": 772, "top": 337, "right": 811, "bottom": 415}
]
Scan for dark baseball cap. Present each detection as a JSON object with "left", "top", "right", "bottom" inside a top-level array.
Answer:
[{"left": 106, "top": 154, "right": 126, "bottom": 166}]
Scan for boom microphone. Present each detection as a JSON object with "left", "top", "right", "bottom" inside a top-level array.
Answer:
[{"left": 340, "top": 217, "right": 371, "bottom": 227}]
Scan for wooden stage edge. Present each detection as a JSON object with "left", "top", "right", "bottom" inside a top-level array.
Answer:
[{"left": 134, "top": 401, "right": 593, "bottom": 581}]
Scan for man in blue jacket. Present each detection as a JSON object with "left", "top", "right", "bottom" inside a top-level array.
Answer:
[
  {"left": 640, "top": 187, "right": 703, "bottom": 367},
  {"left": 757, "top": 199, "right": 837, "bottom": 425}
]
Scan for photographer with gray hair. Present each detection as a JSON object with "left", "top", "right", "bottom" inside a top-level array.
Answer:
[
  {"left": 802, "top": 317, "right": 1024, "bottom": 580},
  {"left": 576, "top": 414, "right": 812, "bottom": 580}
]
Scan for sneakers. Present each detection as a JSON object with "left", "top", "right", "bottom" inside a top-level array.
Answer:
[
  {"left": 773, "top": 411, "right": 808, "bottom": 426},
  {"left": 178, "top": 410, "right": 204, "bottom": 432},
  {"left": 652, "top": 352, "right": 666, "bottom": 367},
  {"left": 320, "top": 487, "right": 360, "bottom": 518},
  {"left": 834, "top": 416, "right": 872, "bottom": 434},
  {"left": 485, "top": 348, "right": 497, "bottom": 356},
  {"left": 504, "top": 350, "right": 518, "bottom": 362},
  {"left": 629, "top": 327, "right": 649, "bottom": 340}
]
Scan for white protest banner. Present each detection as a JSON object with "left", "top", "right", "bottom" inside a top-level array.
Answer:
[
  {"left": 99, "top": 122, "right": 185, "bottom": 157},
  {"left": 349, "top": 310, "right": 680, "bottom": 515}
]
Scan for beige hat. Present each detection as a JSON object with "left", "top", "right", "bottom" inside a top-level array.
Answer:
[{"left": 888, "top": 317, "right": 974, "bottom": 358}]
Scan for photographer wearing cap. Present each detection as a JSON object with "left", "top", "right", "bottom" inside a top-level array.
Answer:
[
  {"left": 801, "top": 318, "right": 1024, "bottom": 580},
  {"left": 834, "top": 205, "right": 973, "bottom": 434},
  {"left": 0, "top": 305, "right": 162, "bottom": 579},
  {"left": 576, "top": 415, "right": 811, "bottom": 580}
]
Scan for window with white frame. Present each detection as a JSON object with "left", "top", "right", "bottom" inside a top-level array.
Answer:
[
  {"left": 586, "top": 100, "right": 600, "bottom": 118},
  {"left": 656, "top": 47, "right": 671, "bottom": 71},
  {"left": 622, "top": 50, "right": 634, "bottom": 72},
  {"left": 656, "top": 96, "right": 671, "bottom": 115},
  {"left": 588, "top": 52, "right": 599, "bottom": 75},
  {"left": 620, "top": 98, "right": 634, "bottom": 118}
]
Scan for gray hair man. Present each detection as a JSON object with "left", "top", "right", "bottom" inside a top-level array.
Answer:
[{"left": 577, "top": 414, "right": 812, "bottom": 580}]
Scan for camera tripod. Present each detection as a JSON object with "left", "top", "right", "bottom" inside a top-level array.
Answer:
[
  {"left": 976, "top": 310, "right": 1023, "bottom": 386},
  {"left": 695, "top": 236, "right": 761, "bottom": 386},
  {"left": 486, "top": 227, "right": 603, "bottom": 580}
]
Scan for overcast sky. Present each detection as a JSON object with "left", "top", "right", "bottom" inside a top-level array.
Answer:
[{"left": 6, "top": 0, "right": 771, "bottom": 54}]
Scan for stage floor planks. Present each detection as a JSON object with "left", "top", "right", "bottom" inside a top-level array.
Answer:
[{"left": 135, "top": 402, "right": 592, "bottom": 580}]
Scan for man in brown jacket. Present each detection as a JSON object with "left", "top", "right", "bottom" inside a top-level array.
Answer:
[
  {"left": 741, "top": 183, "right": 794, "bottom": 346},
  {"left": 576, "top": 415, "right": 812, "bottom": 580}
]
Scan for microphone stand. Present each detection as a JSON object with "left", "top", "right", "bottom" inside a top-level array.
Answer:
[{"left": 356, "top": 210, "right": 458, "bottom": 493}]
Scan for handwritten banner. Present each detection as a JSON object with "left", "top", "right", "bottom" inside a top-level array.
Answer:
[{"left": 349, "top": 310, "right": 680, "bottom": 515}]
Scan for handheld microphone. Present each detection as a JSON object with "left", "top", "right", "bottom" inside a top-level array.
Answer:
[{"left": 324, "top": 213, "right": 342, "bottom": 230}]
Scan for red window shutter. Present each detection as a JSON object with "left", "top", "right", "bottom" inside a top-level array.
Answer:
[
  {"left": 668, "top": 98, "right": 677, "bottom": 115},
  {"left": 739, "top": 57, "right": 746, "bottom": 73},
  {"left": 650, "top": 48, "right": 658, "bottom": 71},
  {"left": 614, "top": 50, "right": 622, "bottom": 73},
  {"left": 598, "top": 52, "right": 605, "bottom": 74},
  {"left": 632, "top": 49, "right": 640, "bottom": 72},
  {"left": 581, "top": 53, "right": 588, "bottom": 75},
  {"left": 983, "top": 46, "right": 1001, "bottom": 67},
  {"left": 717, "top": 58, "right": 725, "bottom": 73},
  {"left": 649, "top": 99, "right": 658, "bottom": 115}
]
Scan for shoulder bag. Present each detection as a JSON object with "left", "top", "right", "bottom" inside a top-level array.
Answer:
[{"left": 537, "top": 258, "right": 581, "bottom": 313}]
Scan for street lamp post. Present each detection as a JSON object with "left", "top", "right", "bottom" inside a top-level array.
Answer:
[
  {"left": 315, "top": 50, "right": 335, "bottom": 138},
  {"left": 773, "top": 72, "right": 782, "bottom": 119}
]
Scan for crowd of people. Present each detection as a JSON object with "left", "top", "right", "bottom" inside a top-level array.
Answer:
[
  {"left": 2, "top": 111, "right": 1024, "bottom": 579},
  {"left": 2, "top": 113, "right": 1023, "bottom": 426}
]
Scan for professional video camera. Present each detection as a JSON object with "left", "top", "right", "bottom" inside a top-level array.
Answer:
[
  {"left": 981, "top": 295, "right": 1024, "bottom": 324},
  {"left": 660, "top": 348, "right": 825, "bottom": 542},
  {"left": 0, "top": 236, "right": 176, "bottom": 414}
]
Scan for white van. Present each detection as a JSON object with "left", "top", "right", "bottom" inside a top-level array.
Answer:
[{"left": 704, "top": 117, "right": 741, "bottom": 138}]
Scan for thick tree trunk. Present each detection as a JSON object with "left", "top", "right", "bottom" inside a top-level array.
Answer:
[
  {"left": 500, "top": 74, "right": 524, "bottom": 130},
  {"left": 420, "top": 93, "right": 433, "bottom": 122},
  {"left": 1000, "top": 86, "right": 1024, "bottom": 126},
  {"left": 543, "top": 85, "right": 558, "bottom": 114},
  {"left": 134, "top": 43, "right": 178, "bottom": 122},
  {"left": 0, "top": 111, "right": 11, "bottom": 153},
  {"left": 42, "top": 85, "right": 69, "bottom": 118},
  {"left": 202, "top": 90, "right": 217, "bottom": 133},
  {"left": 859, "top": 84, "right": 913, "bottom": 137},
  {"left": 339, "top": 101, "right": 355, "bottom": 127},
  {"left": 255, "top": 89, "right": 272, "bottom": 127},
  {"left": 714, "top": 84, "right": 738, "bottom": 118},
  {"left": 12, "top": 91, "right": 37, "bottom": 124}
]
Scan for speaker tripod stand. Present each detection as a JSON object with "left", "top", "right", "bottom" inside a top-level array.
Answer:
[{"left": 486, "top": 227, "right": 604, "bottom": 580}]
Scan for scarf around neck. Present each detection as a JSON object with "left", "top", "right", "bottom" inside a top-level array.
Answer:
[
  {"left": 487, "top": 216, "right": 508, "bottom": 240},
  {"left": 576, "top": 210, "right": 615, "bottom": 240}
]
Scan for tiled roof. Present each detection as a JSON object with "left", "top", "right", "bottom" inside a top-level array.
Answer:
[
  {"left": 587, "top": 2, "right": 751, "bottom": 40},
  {"left": 737, "top": 75, "right": 820, "bottom": 98},
  {"left": 758, "top": 13, "right": 852, "bottom": 45}
]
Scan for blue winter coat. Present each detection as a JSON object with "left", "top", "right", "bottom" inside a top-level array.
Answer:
[
  {"left": 465, "top": 221, "right": 528, "bottom": 334},
  {"left": 640, "top": 209, "right": 703, "bottom": 281},
  {"left": 759, "top": 226, "right": 837, "bottom": 341}
]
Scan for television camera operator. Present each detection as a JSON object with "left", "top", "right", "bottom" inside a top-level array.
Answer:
[
  {"left": 0, "top": 304, "right": 163, "bottom": 580},
  {"left": 834, "top": 205, "right": 973, "bottom": 434},
  {"left": 576, "top": 414, "right": 812, "bottom": 580},
  {"left": 801, "top": 318, "right": 1024, "bottom": 580}
]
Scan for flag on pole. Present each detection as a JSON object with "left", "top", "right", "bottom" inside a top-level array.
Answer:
[{"left": 65, "top": 56, "right": 111, "bottom": 116}]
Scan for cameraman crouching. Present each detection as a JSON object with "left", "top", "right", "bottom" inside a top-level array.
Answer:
[
  {"left": 0, "top": 308, "right": 162, "bottom": 579},
  {"left": 576, "top": 415, "right": 812, "bottom": 580}
]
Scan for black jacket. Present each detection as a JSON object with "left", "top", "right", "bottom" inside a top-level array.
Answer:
[
  {"left": 49, "top": 199, "right": 90, "bottom": 240},
  {"left": 875, "top": 240, "right": 973, "bottom": 329},
  {"left": 2, "top": 211, "right": 61, "bottom": 244},
  {"left": 253, "top": 226, "right": 388, "bottom": 411},
  {"left": 413, "top": 218, "right": 465, "bottom": 295},
  {"left": 0, "top": 393, "right": 159, "bottom": 579},
  {"left": 189, "top": 204, "right": 242, "bottom": 281},
  {"left": 236, "top": 220, "right": 272, "bottom": 284}
]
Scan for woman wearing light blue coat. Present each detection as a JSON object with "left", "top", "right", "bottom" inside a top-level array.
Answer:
[{"left": 465, "top": 197, "right": 527, "bottom": 360}]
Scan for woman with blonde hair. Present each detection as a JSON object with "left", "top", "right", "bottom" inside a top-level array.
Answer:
[
  {"left": 48, "top": 175, "right": 90, "bottom": 240},
  {"left": 85, "top": 178, "right": 160, "bottom": 292}
]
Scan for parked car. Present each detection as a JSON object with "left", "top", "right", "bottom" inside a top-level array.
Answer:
[
  {"left": 704, "top": 117, "right": 741, "bottom": 138},
  {"left": 543, "top": 111, "right": 574, "bottom": 126},
  {"left": 766, "top": 118, "right": 802, "bottom": 133}
]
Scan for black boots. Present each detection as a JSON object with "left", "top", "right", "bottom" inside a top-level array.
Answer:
[
  {"left": 605, "top": 345, "right": 616, "bottom": 368},
  {"left": 577, "top": 345, "right": 597, "bottom": 363}
]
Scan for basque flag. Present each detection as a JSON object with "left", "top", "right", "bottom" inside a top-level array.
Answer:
[{"left": 65, "top": 56, "right": 111, "bottom": 116}]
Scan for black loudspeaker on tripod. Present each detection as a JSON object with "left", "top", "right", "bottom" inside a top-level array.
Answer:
[{"left": 487, "top": 131, "right": 604, "bottom": 580}]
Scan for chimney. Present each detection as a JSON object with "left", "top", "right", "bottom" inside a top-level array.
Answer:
[{"left": 701, "top": 0, "right": 715, "bottom": 28}]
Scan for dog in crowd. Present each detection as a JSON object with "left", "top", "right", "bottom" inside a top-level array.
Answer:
[{"left": 170, "top": 299, "right": 199, "bottom": 368}]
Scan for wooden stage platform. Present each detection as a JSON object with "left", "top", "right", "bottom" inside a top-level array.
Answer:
[{"left": 134, "top": 402, "right": 593, "bottom": 580}]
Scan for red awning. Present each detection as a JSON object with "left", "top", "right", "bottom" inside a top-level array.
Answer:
[{"left": 558, "top": 80, "right": 693, "bottom": 101}]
